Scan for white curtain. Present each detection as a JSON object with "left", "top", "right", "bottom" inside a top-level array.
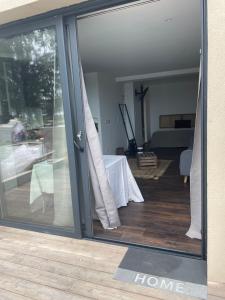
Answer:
[
  {"left": 80, "top": 68, "right": 121, "bottom": 229},
  {"left": 186, "top": 60, "right": 202, "bottom": 239}
]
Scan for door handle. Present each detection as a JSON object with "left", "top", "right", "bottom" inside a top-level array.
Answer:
[
  {"left": 73, "top": 139, "right": 84, "bottom": 152},
  {"left": 74, "top": 130, "right": 84, "bottom": 152},
  {"left": 77, "top": 130, "right": 83, "bottom": 141}
]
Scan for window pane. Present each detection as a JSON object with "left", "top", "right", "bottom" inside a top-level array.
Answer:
[{"left": 0, "top": 27, "right": 74, "bottom": 229}]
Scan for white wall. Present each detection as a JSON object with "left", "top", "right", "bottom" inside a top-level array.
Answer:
[
  {"left": 84, "top": 73, "right": 198, "bottom": 152},
  {"left": 146, "top": 75, "right": 199, "bottom": 138},
  {"left": 98, "top": 73, "right": 127, "bottom": 154},
  {"left": 85, "top": 72, "right": 127, "bottom": 155},
  {"left": 84, "top": 73, "right": 100, "bottom": 121},
  {"left": 84, "top": 72, "right": 102, "bottom": 145}
]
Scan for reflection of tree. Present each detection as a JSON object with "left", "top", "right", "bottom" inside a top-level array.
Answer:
[
  {"left": 0, "top": 61, "right": 8, "bottom": 122},
  {"left": 0, "top": 27, "right": 63, "bottom": 127},
  {"left": 21, "top": 55, "right": 54, "bottom": 119}
]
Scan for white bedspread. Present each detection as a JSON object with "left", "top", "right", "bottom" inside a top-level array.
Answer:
[{"left": 103, "top": 155, "right": 144, "bottom": 208}]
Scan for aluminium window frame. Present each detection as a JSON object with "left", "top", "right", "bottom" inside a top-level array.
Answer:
[
  {"left": 0, "top": 16, "right": 83, "bottom": 238},
  {"left": 0, "top": 0, "right": 208, "bottom": 260}
]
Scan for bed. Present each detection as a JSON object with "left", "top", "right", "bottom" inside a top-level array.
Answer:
[{"left": 150, "top": 129, "right": 194, "bottom": 148}]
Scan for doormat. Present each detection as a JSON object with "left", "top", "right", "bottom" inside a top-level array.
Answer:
[
  {"left": 114, "top": 248, "right": 207, "bottom": 299},
  {"left": 128, "top": 159, "right": 172, "bottom": 180}
]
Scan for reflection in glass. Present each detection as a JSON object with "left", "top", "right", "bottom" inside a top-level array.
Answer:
[{"left": 0, "top": 28, "right": 74, "bottom": 229}]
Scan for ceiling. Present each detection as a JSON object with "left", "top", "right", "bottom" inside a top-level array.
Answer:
[{"left": 77, "top": 0, "right": 201, "bottom": 77}]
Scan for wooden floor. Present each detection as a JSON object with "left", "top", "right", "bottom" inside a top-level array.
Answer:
[
  {"left": 0, "top": 226, "right": 223, "bottom": 300},
  {"left": 94, "top": 148, "right": 201, "bottom": 254}
]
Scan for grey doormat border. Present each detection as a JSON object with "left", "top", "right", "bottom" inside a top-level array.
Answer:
[{"left": 114, "top": 248, "right": 207, "bottom": 299}]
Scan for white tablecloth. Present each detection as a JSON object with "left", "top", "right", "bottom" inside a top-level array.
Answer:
[
  {"left": 30, "top": 161, "right": 53, "bottom": 210},
  {"left": 103, "top": 155, "right": 144, "bottom": 208},
  {"left": 30, "top": 160, "right": 74, "bottom": 226},
  {"left": 30, "top": 155, "right": 144, "bottom": 215}
]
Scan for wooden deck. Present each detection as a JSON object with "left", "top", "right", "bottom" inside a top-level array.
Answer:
[{"left": 0, "top": 226, "right": 223, "bottom": 300}]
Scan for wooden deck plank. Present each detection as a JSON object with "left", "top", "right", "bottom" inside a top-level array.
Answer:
[
  {"left": 0, "top": 226, "right": 126, "bottom": 257},
  {"left": 0, "top": 288, "right": 34, "bottom": 300},
  {"left": 0, "top": 227, "right": 196, "bottom": 300},
  {"left": 0, "top": 246, "right": 194, "bottom": 300},
  {"left": 0, "top": 244, "right": 118, "bottom": 276},
  {"left": 0, "top": 226, "right": 127, "bottom": 254},
  {"left": 0, "top": 258, "right": 154, "bottom": 300},
  {"left": 0, "top": 226, "right": 224, "bottom": 300},
  {"left": 0, "top": 273, "right": 89, "bottom": 300},
  {"left": 0, "top": 242, "right": 187, "bottom": 300},
  {"left": 0, "top": 237, "right": 119, "bottom": 273}
]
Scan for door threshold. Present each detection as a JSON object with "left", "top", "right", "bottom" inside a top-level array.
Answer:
[{"left": 86, "top": 236, "right": 203, "bottom": 259}]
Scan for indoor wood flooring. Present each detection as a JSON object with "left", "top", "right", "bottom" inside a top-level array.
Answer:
[{"left": 94, "top": 148, "right": 201, "bottom": 255}]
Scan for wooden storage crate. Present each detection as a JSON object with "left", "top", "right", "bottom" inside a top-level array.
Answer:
[{"left": 137, "top": 152, "right": 158, "bottom": 168}]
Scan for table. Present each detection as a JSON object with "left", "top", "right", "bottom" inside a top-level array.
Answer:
[
  {"left": 29, "top": 155, "right": 144, "bottom": 221},
  {"left": 30, "top": 160, "right": 53, "bottom": 213},
  {"left": 29, "top": 159, "right": 74, "bottom": 227},
  {"left": 103, "top": 155, "right": 144, "bottom": 208}
]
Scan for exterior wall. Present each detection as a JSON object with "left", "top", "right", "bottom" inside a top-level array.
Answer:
[
  {"left": 0, "top": 0, "right": 86, "bottom": 25},
  {"left": 207, "top": 0, "right": 225, "bottom": 284}
]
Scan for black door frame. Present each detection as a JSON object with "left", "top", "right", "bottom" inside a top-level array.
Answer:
[{"left": 0, "top": 0, "right": 207, "bottom": 259}]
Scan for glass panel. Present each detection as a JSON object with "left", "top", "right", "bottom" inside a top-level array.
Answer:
[{"left": 0, "top": 27, "right": 74, "bottom": 229}]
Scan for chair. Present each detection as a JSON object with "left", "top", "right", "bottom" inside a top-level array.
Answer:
[{"left": 179, "top": 149, "right": 193, "bottom": 183}]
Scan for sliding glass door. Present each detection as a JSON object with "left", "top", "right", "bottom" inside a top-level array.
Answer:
[
  {"left": 64, "top": 17, "right": 93, "bottom": 237},
  {"left": 0, "top": 19, "right": 82, "bottom": 235},
  {"left": 68, "top": 0, "right": 206, "bottom": 258}
]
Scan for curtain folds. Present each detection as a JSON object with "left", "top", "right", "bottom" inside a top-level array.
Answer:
[
  {"left": 186, "top": 59, "right": 202, "bottom": 240},
  {"left": 80, "top": 68, "right": 120, "bottom": 229}
]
